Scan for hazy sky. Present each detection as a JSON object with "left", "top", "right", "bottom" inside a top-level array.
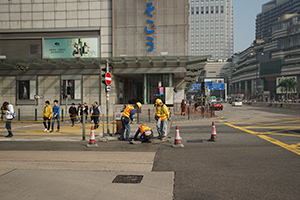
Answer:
[{"left": 232, "top": 0, "right": 270, "bottom": 53}]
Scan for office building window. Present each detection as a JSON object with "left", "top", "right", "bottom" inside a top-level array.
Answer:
[
  {"left": 206, "top": 6, "right": 209, "bottom": 14},
  {"left": 201, "top": 7, "right": 204, "bottom": 14},
  {"left": 211, "top": 6, "right": 214, "bottom": 13},
  {"left": 196, "top": 7, "right": 199, "bottom": 14},
  {"left": 191, "top": 7, "right": 194, "bottom": 14}
]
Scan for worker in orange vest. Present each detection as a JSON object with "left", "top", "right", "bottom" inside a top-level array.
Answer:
[
  {"left": 118, "top": 102, "right": 142, "bottom": 141},
  {"left": 133, "top": 124, "right": 153, "bottom": 143},
  {"left": 157, "top": 99, "right": 170, "bottom": 139}
]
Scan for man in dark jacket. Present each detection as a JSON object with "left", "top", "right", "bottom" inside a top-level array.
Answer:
[
  {"left": 69, "top": 103, "right": 77, "bottom": 127},
  {"left": 92, "top": 102, "right": 101, "bottom": 129}
]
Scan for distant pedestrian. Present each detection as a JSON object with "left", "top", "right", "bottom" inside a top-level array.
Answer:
[
  {"left": 43, "top": 100, "right": 52, "bottom": 132},
  {"left": 92, "top": 102, "right": 102, "bottom": 129},
  {"left": 50, "top": 100, "right": 60, "bottom": 132},
  {"left": 77, "top": 103, "right": 83, "bottom": 123},
  {"left": 90, "top": 104, "right": 94, "bottom": 122},
  {"left": 69, "top": 103, "right": 77, "bottom": 127},
  {"left": 2, "top": 101, "right": 14, "bottom": 137},
  {"left": 83, "top": 102, "right": 88, "bottom": 121},
  {"left": 181, "top": 99, "right": 186, "bottom": 115}
]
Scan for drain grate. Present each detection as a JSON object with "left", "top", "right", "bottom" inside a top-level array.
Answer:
[
  {"left": 186, "top": 139, "right": 203, "bottom": 143},
  {"left": 112, "top": 175, "right": 143, "bottom": 184}
]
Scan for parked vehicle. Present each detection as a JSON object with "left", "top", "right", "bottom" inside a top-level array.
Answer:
[
  {"left": 232, "top": 98, "right": 242, "bottom": 107},
  {"left": 212, "top": 101, "right": 223, "bottom": 110}
]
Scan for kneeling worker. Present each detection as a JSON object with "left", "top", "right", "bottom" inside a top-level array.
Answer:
[{"left": 133, "top": 124, "right": 153, "bottom": 142}]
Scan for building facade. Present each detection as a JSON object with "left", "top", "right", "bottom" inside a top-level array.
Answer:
[
  {"left": 230, "top": 13, "right": 300, "bottom": 101},
  {"left": 0, "top": 0, "right": 208, "bottom": 118},
  {"left": 188, "top": 0, "right": 234, "bottom": 61},
  {"left": 256, "top": 0, "right": 300, "bottom": 41}
]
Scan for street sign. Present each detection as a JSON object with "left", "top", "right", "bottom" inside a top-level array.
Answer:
[{"left": 105, "top": 72, "right": 112, "bottom": 86}]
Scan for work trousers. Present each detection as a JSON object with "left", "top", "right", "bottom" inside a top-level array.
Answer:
[
  {"left": 120, "top": 116, "right": 130, "bottom": 140},
  {"left": 159, "top": 118, "right": 168, "bottom": 137}
]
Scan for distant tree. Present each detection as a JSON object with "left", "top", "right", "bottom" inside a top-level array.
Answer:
[{"left": 277, "top": 78, "right": 298, "bottom": 100}]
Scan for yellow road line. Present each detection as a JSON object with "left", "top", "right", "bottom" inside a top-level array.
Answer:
[
  {"left": 244, "top": 126, "right": 300, "bottom": 129},
  {"left": 219, "top": 120, "right": 300, "bottom": 156}
]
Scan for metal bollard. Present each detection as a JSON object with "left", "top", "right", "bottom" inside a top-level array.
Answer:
[
  {"left": 18, "top": 108, "right": 20, "bottom": 121},
  {"left": 35, "top": 108, "right": 37, "bottom": 121},
  {"left": 113, "top": 112, "right": 115, "bottom": 135},
  {"left": 61, "top": 109, "right": 64, "bottom": 122},
  {"left": 148, "top": 108, "right": 150, "bottom": 122},
  {"left": 82, "top": 112, "right": 86, "bottom": 140},
  {"left": 188, "top": 107, "right": 190, "bottom": 120}
]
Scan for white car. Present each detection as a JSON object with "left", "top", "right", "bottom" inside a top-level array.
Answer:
[{"left": 232, "top": 98, "right": 242, "bottom": 107}]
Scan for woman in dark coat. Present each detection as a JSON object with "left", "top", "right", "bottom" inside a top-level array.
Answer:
[{"left": 181, "top": 99, "right": 186, "bottom": 115}]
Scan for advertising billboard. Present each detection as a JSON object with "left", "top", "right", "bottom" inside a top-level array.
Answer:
[{"left": 43, "top": 38, "right": 99, "bottom": 59}]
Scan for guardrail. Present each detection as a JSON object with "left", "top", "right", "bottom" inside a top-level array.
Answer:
[{"left": 243, "top": 102, "right": 300, "bottom": 109}]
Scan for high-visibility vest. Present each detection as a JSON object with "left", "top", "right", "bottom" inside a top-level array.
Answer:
[
  {"left": 122, "top": 104, "right": 134, "bottom": 118},
  {"left": 155, "top": 104, "right": 161, "bottom": 117},
  {"left": 159, "top": 104, "right": 170, "bottom": 121},
  {"left": 140, "top": 125, "right": 151, "bottom": 136}
]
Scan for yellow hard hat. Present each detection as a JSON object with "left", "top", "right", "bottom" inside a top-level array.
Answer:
[
  {"left": 136, "top": 102, "right": 142, "bottom": 109},
  {"left": 155, "top": 99, "right": 162, "bottom": 104}
]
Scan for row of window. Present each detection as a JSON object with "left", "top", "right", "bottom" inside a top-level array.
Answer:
[
  {"left": 191, "top": 6, "right": 224, "bottom": 14},
  {"left": 18, "top": 79, "right": 78, "bottom": 101}
]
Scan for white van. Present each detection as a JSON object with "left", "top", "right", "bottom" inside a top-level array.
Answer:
[{"left": 232, "top": 98, "right": 242, "bottom": 107}]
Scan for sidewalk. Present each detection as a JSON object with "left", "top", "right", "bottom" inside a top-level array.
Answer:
[{"left": 0, "top": 116, "right": 219, "bottom": 142}]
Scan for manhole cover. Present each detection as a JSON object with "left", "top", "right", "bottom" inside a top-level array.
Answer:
[
  {"left": 186, "top": 139, "right": 203, "bottom": 143},
  {"left": 112, "top": 175, "right": 143, "bottom": 184}
]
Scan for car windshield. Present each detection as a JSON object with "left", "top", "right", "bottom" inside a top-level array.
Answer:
[
  {"left": 213, "top": 102, "right": 221, "bottom": 104},
  {"left": 234, "top": 99, "right": 242, "bottom": 102}
]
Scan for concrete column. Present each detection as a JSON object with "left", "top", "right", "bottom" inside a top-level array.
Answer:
[
  {"left": 143, "top": 74, "right": 147, "bottom": 104},
  {"left": 169, "top": 73, "right": 173, "bottom": 87}
]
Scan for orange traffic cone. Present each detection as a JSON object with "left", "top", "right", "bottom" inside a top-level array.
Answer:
[
  {"left": 208, "top": 122, "right": 217, "bottom": 141},
  {"left": 87, "top": 126, "right": 98, "bottom": 147},
  {"left": 172, "top": 126, "right": 184, "bottom": 148}
]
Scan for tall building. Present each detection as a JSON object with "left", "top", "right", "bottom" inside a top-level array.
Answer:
[
  {"left": 256, "top": 0, "right": 300, "bottom": 41},
  {"left": 188, "top": 0, "right": 234, "bottom": 61}
]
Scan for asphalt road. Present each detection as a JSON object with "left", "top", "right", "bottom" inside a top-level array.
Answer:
[{"left": 1, "top": 103, "right": 300, "bottom": 199}]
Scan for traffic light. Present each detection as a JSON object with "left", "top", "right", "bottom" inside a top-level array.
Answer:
[
  {"left": 61, "top": 86, "right": 67, "bottom": 99},
  {"left": 101, "top": 66, "right": 107, "bottom": 85}
]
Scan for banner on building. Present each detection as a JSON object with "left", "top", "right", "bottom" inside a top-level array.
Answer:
[
  {"left": 276, "top": 76, "right": 298, "bottom": 94},
  {"left": 43, "top": 38, "right": 99, "bottom": 59}
]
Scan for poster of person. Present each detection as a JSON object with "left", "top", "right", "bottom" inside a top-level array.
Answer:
[
  {"left": 63, "top": 80, "right": 75, "bottom": 99},
  {"left": 19, "top": 81, "right": 30, "bottom": 99}
]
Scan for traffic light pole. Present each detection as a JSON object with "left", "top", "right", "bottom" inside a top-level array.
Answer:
[{"left": 105, "top": 60, "right": 110, "bottom": 136}]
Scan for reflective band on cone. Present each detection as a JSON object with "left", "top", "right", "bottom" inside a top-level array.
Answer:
[
  {"left": 208, "top": 122, "right": 217, "bottom": 142},
  {"left": 172, "top": 126, "right": 184, "bottom": 148},
  {"left": 87, "top": 126, "right": 98, "bottom": 147}
]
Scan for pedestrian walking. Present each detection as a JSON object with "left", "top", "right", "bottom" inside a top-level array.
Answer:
[
  {"left": 133, "top": 124, "right": 153, "bottom": 143},
  {"left": 90, "top": 104, "right": 94, "bottom": 122},
  {"left": 157, "top": 100, "right": 170, "bottom": 140},
  {"left": 181, "top": 99, "right": 186, "bottom": 115},
  {"left": 50, "top": 100, "right": 60, "bottom": 132},
  {"left": 43, "top": 100, "right": 52, "bottom": 132},
  {"left": 69, "top": 103, "right": 77, "bottom": 127},
  {"left": 83, "top": 102, "right": 88, "bottom": 121},
  {"left": 119, "top": 102, "right": 142, "bottom": 141},
  {"left": 2, "top": 101, "right": 14, "bottom": 137},
  {"left": 77, "top": 103, "right": 83, "bottom": 123},
  {"left": 92, "top": 102, "right": 102, "bottom": 129}
]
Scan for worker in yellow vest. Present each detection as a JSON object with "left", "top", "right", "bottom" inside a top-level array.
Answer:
[
  {"left": 133, "top": 124, "right": 153, "bottom": 143},
  {"left": 157, "top": 99, "right": 170, "bottom": 139},
  {"left": 118, "top": 102, "right": 142, "bottom": 141},
  {"left": 155, "top": 98, "right": 162, "bottom": 138}
]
